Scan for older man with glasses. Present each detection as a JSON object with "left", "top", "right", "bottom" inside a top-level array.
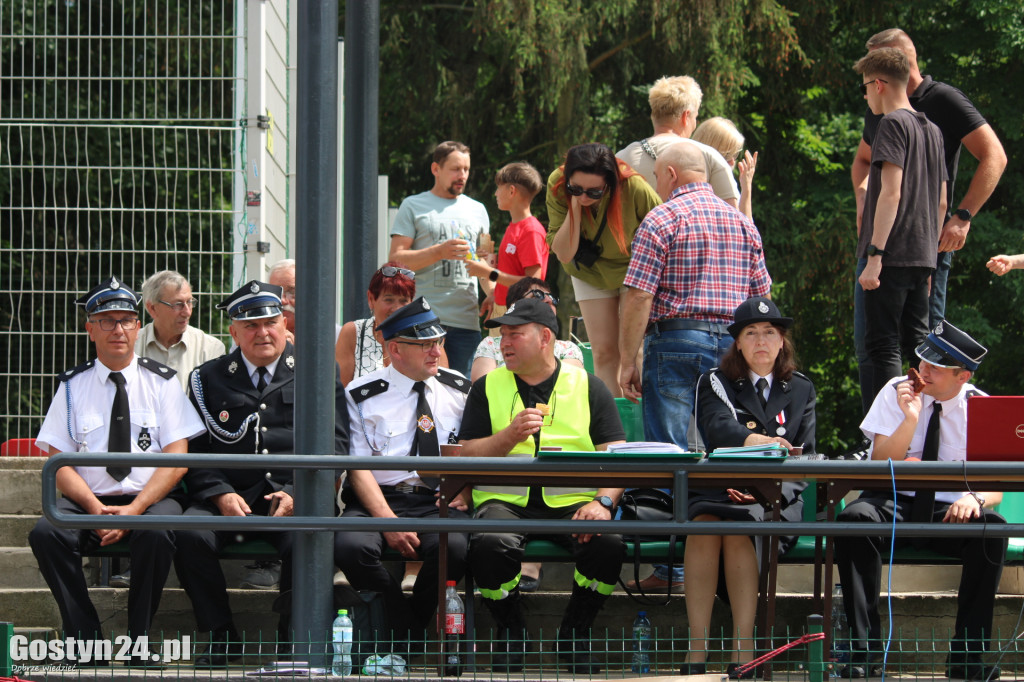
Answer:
[
  {"left": 335, "top": 296, "right": 471, "bottom": 655},
  {"left": 29, "top": 276, "right": 205, "bottom": 666},
  {"left": 135, "top": 270, "right": 225, "bottom": 392}
]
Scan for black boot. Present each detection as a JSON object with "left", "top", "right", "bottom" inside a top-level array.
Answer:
[
  {"left": 484, "top": 588, "right": 528, "bottom": 673},
  {"left": 556, "top": 584, "right": 608, "bottom": 674}
]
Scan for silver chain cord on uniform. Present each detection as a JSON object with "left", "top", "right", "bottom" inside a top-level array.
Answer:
[
  {"left": 190, "top": 370, "right": 261, "bottom": 451},
  {"left": 355, "top": 400, "right": 391, "bottom": 455},
  {"left": 64, "top": 382, "right": 88, "bottom": 450}
]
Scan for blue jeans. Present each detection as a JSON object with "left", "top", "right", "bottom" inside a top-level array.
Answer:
[
  {"left": 442, "top": 325, "right": 481, "bottom": 378},
  {"left": 641, "top": 325, "right": 732, "bottom": 447},
  {"left": 929, "top": 250, "right": 952, "bottom": 328}
]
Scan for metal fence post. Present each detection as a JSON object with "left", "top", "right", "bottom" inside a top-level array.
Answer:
[{"left": 807, "top": 614, "right": 825, "bottom": 682}]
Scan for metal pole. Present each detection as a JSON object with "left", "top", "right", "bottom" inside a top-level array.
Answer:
[
  {"left": 294, "top": 0, "right": 339, "bottom": 666},
  {"left": 342, "top": 0, "right": 379, "bottom": 321}
]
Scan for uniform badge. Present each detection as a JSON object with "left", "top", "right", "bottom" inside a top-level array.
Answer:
[
  {"left": 417, "top": 415, "right": 435, "bottom": 433},
  {"left": 219, "top": 410, "right": 230, "bottom": 423},
  {"left": 111, "top": 276, "right": 121, "bottom": 290},
  {"left": 757, "top": 301, "right": 769, "bottom": 314},
  {"left": 228, "top": 361, "right": 238, "bottom": 374},
  {"left": 250, "top": 282, "right": 260, "bottom": 294},
  {"left": 423, "top": 299, "right": 431, "bottom": 310},
  {"left": 138, "top": 427, "right": 152, "bottom": 451},
  {"left": 746, "top": 421, "right": 757, "bottom": 430},
  {"left": 285, "top": 355, "right": 295, "bottom": 369}
]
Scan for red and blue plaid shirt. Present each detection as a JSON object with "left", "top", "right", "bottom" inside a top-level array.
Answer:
[{"left": 623, "top": 182, "right": 771, "bottom": 324}]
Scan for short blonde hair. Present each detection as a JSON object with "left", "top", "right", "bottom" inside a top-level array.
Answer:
[
  {"left": 854, "top": 47, "right": 910, "bottom": 85},
  {"left": 648, "top": 76, "right": 702, "bottom": 125},
  {"left": 692, "top": 117, "right": 744, "bottom": 163}
]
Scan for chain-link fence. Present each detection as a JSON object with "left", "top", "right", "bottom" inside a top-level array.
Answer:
[{"left": 0, "top": 1, "right": 246, "bottom": 441}]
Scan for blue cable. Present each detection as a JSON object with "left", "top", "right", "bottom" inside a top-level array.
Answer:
[{"left": 882, "top": 458, "right": 897, "bottom": 680}]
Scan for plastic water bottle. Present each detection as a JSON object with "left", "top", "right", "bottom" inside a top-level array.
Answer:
[
  {"left": 444, "top": 580, "right": 465, "bottom": 677},
  {"left": 332, "top": 608, "right": 353, "bottom": 676},
  {"left": 631, "top": 611, "right": 652, "bottom": 673},
  {"left": 830, "top": 585, "right": 850, "bottom": 666}
]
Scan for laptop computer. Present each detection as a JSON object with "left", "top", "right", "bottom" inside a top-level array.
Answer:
[{"left": 966, "top": 396, "right": 1024, "bottom": 461}]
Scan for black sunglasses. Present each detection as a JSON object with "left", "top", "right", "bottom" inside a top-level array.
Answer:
[
  {"left": 859, "top": 78, "right": 888, "bottom": 95},
  {"left": 379, "top": 266, "right": 415, "bottom": 279},
  {"left": 565, "top": 183, "right": 607, "bottom": 201},
  {"left": 525, "top": 289, "right": 558, "bottom": 305}
]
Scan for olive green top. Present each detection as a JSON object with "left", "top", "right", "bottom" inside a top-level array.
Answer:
[{"left": 546, "top": 167, "right": 661, "bottom": 291}]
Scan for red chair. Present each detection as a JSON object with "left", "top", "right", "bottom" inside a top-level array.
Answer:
[{"left": 0, "top": 438, "right": 47, "bottom": 456}]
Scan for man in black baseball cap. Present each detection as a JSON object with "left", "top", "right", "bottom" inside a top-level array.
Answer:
[{"left": 460, "top": 296, "right": 626, "bottom": 674}]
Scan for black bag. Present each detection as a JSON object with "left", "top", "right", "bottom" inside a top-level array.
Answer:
[
  {"left": 572, "top": 213, "right": 608, "bottom": 269},
  {"left": 618, "top": 488, "right": 683, "bottom": 605}
]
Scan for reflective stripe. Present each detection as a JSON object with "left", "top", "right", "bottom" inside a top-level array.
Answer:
[
  {"left": 573, "top": 567, "right": 615, "bottom": 596},
  {"left": 479, "top": 573, "right": 521, "bottom": 601}
]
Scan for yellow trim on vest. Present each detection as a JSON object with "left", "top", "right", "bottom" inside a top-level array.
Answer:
[{"left": 473, "top": 364, "right": 596, "bottom": 509}]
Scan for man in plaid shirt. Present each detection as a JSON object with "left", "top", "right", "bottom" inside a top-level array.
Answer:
[{"left": 619, "top": 142, "right": 771, "bottom": 448}]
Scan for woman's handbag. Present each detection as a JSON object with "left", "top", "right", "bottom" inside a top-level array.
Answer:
[{"left": 617, "top": 488, "right": 683, "bottom": 604}]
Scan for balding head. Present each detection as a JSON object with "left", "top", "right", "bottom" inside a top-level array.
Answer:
[{"left": 652, "top": 142, "right": 706, "bottom": 201}]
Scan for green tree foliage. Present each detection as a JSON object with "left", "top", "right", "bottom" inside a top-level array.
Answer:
[{"left": 360, "top": 0, "right": 1024, "bottom": 453}]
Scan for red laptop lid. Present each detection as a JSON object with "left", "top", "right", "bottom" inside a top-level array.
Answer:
[{"left": 966, "top": 396, "right": 1024, "bottom": 461}]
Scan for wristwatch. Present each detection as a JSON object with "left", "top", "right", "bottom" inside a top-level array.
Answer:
[
  {"left": 971, "top": 492, "right": 987, "bottom": 508},
  {"left": 955, "top": 207, "right": 973, "bottom": 221},
  {"left": 865, "top": 245, "right": 887, "bottom": 257},
  {"left": 594, "top": 495, "right": 615, "bottom": 512},
  {"left": 488, "top": 269, "right": 500, "bottom": 283}
]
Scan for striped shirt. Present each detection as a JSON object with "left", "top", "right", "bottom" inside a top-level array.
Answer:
[{"left": 623, "top": 182, "right": 771, "bottom": 323}]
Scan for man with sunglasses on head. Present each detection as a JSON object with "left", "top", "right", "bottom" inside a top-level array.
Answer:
[
  {"left": 459, "top": 298, "right": 625, "bottom": 674},
  {"left": 30, "top": 277, "right": 205, "bottom": 665},
  {"left": 336, "top": 297, "right": 471, "bottom": 654},
  {"left": 135, "top": 270, "right": 225, "bottom": 392},
  {"left": 389, "top": 141, "right": 491, "bottom": 378}
]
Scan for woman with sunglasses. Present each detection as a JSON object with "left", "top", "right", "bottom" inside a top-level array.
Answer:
[
  {"left": 546, "top": 143, "right": 660, "bottom": 396},
  {"left": 335, "top": 263, "right": 449, "bottom": 385}
]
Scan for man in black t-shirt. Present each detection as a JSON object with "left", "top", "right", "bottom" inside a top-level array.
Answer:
[
  {"left": 458, "top": 298, "right": 625, "bottom": 674},
  {"left": 855, "top": 48, "right": 947, "bottom": 404},
  {"left": 851, "top": 28, "right": 1006, "bottom": 414}
]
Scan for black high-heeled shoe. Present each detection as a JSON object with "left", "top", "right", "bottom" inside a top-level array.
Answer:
[
  {"left": 728, "top": 662, "right": 762, "bottom": 679},
  {"left": 678, "top": 662, "right": 707, "bottom": 675}
]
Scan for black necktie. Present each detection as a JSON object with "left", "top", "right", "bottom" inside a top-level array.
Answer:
[
  {"left": 755, "top": 377, "right": 769, "bottom": 411},
  {"left": 107, "top": 372, "right": 131, "bottom": 482},
  {"left": 411, "top": 381, "right": 440, "bottom": 487},
  {"left": 911, "top": 401, "right": 942, "bottom": 528},
  {"left": 256, "top": 366, "right": 269, "bottom": 392}
]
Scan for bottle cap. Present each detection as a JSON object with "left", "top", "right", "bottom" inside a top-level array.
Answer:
[
  {"left": 338, "top": 609, "right": 348, "bottom": 615},
  {"left": 446, "top": 580, "right": 457, "bottom": 586},
  {"left": 638, "top": 611, "right": 647, "bottom": 616}
]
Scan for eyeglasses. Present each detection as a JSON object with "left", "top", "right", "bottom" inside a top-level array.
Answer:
[
  {"left": 90, "top": 317, "right": 140, "bottom": 331},
  {"left": 525, "top": 289, "right": 558, "bottom": 305},
  {"left": 380, "top": 266, "right": 415, "bottom": 279},
  {"left": 859, "top": 78, "right": 888, "bottom": 94},
  {"left": 395, "top": 337, "right": 445, "bottom": 351},
  {"left": 565, "top": 183, "right": 607, "bottom": 200},
  {"left": 279, "top": 287, "right": 296, "bottom": 301},
  {"left": 157, "top": 298, "right": 197, "bottom": 311}
]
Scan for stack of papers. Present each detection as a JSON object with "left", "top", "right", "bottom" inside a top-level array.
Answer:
[
  {"left": 607, "top": 442, "right": 689, "bottom": 454},
  {"left": 707, "top": 443, "right": 789, "bottom": 459}
]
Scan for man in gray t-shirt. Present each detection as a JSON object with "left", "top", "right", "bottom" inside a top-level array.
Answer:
[{"left": 389, "top": 141, "right": 490, "bottom": 377}]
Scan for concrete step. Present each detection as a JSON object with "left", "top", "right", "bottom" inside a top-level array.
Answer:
[
  {"left": 0, "top": 468, "right": 43, "bottom": 515},
  {"left": 0, "top": 456, "right": 46, "bottom": 470},
  {"left": 0, "top": 547, "right": 48, "bottom": 587},
  {"left": 0, "top": 514, "right": 38, "bottom": 547}
]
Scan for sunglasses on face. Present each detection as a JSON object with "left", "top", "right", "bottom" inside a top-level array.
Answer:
[
  {"left": 565, "top": 183, "right": 607, "bottom": 200},
  {"left": 859, "top": 78, "right": 888, "bottom": 94},
  {"left": 525, "top": 289, "right": 558, "bottom": 305},
  {"left": 380, "top": 266, "right": 415, "bottom": 279}
]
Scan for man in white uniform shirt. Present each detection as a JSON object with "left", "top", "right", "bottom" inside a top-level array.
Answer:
[
  {"left": 29, "top": 277, "right": 205, "bottom": 665},
  {"left": 836, "top": 321, "right": 1005, "bottom": 681},
  {"left": 134, "top": 270, "right": 225, "bottom": 391},
  {"left": 335, "top": 297, "right": 470, "bottom": 652}
]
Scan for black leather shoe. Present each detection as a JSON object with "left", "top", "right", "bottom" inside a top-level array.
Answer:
[
  {"left": 195, "top": 631, "right": 243, "bottom": 667},
  {"left": 839, "top": 663, "right": 884, "bottom": 678},
  {"left": 728, "top": 662, "right": 762, "bottom": 679},
  {"left": 678, "top": 662, "right": 707, "bottom": 675},
  {"left": 519, "top": 574, "right": 540, "bottom": 592},
  {"left": 947, "top": 660, "right": 1000, "bottom": 681}
]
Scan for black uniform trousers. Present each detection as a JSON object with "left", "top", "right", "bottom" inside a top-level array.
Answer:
[
  {"left": 29, "top": 495, "right": 180, "bottom": 639},
  {"left": 836, "top": 492, "right": 1006, "bottom": 659},
  {"left": 470, "top": 499, "right": 625, "bottom": 596},
  {"left": 173, "top": 501, "right": 294, "bottom": 633},
  {"left": 333, "top": 488, "right": 468, "bottom": 636}
]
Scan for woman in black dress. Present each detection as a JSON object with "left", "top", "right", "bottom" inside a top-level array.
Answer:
[{"left": 680, "top": 297, "right": 816, "bottom": 678}]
